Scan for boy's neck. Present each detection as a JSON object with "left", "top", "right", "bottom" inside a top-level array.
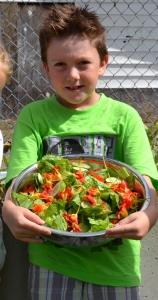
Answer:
[{"left": 56, "top": 93, "right": 101, "bottom": 110}]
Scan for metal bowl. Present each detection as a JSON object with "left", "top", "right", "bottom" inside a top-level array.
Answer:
[{"left": 11, "top": 155, "right": 150, "bottom": 247}]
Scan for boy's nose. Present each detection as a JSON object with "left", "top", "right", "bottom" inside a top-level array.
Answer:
[{"left": 67, "top": 67, "right": 80, "bottom": 81}]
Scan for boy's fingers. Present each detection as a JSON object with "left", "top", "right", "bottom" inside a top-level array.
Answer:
[
  {"left": 21, "top": 220, "right": 51, "bottom": 236},
  {"left": 9, "top": 207, "right": 52, "bottom": 238},
  {"left": 18, "top": 207, "right": 51, "bottom": 235},
  {"left": 15, "top": 236, "right": 45, "bottom": 243},
  {"left": 23, "top": 208, "right": 45, "bottom": 224},
  {"left": 12, "top": 224, "right": 51, "bottom": 241},
  {"left": 105, "top": 211, "right": 150, "bottom": 240}
]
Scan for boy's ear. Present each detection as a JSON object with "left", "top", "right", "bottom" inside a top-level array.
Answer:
[
  {"left": 43, "top": 61, "right": 50, "bottom": 79},
  {"left": 98, "top": 55, "right": 109, "bottom": 76}
]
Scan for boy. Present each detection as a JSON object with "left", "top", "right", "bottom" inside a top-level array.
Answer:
[
  {"left": 0, "top": 44, "right": 13, "bottom": 272},
  {"left": 2, "top": 5, "right": 158, "bottom": 300}
]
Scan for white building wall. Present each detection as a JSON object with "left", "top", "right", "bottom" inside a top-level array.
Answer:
[
  {"left": 4, "top": 0, "right": 157, "bottom": 88},
  {"left": 76, "top": 0, "right": 158, "bottom": 88}
]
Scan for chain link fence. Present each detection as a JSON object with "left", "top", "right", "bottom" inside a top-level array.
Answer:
[
  {"left": 0, "top": 0, "right": 158, "bottom": 146},
  {"left": 0, "top": 3, "right": 158, "bottom": 299}
]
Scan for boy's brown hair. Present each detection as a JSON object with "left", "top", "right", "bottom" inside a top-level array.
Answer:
[
  {"left": 0, "top": 45, "right": 13, "bottom": 83},
  {"left": 39, "top": 4, "right": 108, "bottom": 64}
]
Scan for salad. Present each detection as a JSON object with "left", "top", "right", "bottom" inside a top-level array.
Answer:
[{"left": 12, "top": 155, "right": 145, "bottom": 233}]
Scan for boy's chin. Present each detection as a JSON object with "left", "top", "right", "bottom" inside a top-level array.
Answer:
[
  {"left": 56, "top": 95, "right": 88, "bottom": 109},
  {"left": 56, "top": 93, "right": 99, "bottom": 109}
]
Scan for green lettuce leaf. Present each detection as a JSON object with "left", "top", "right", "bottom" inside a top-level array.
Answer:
[
  {"left": 88, "top": 216, "right": 114, "bottom": 231},
  {"left": 12, "top": 191, "right": 33, "bottom": 209},
  {"left": 45, "top": 214, "right": 67, "bottom": 230}
]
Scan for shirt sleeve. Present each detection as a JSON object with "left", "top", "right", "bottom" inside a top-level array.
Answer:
[
  {"left": 122, "top": 110, "right": 158, "bottom": 189},
  {"left": 5, "top": 106, "right": 42, "bottom": 189}
]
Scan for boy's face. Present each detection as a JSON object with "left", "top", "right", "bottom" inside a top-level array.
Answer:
[
  {"left": 43, "top": 36, "right": 108, "bottom": 109},
  {"left": 0, "top": 68, "right": 7, "bottom": 91}
]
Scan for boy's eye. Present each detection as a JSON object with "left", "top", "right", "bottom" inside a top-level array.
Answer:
[
  {"left": 55, "top": 62, "right": 65, "bottom": 66},
  {"left": 79, "top": 61, "right": 90, "bottom": 65}
]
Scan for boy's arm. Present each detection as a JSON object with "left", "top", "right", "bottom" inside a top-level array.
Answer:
[
  {"left": 106, "top": 176, "right": 158, "bottom": 240},
  {"left": 2, "top": 183, "right": 51, "bottom": 243}
]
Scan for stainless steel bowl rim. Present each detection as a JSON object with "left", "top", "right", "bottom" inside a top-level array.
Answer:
[{"left": 11, "top": 155, "right": 150, "bottom": 239}]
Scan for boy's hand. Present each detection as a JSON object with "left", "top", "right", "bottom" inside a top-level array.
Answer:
[
  {"left": 105, "top": 210, "right": 152, "bottom": 240},
  {"left": 2, "top": 200, "right": 51, "bottom": 243},
  {"left": 106, "top": 175, "right": 158, "bottom": 240}
]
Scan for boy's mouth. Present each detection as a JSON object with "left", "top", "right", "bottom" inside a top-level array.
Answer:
[{"left": 66, "top": 85, "right": 83, "bottom": 91}]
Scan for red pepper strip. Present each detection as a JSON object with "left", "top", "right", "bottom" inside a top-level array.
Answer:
[
  {"left": 116, "top": 204, "right": 129, "bottom": 219},
  {"left": 37, "top": 189, "right": 54, "bottom": 203},
  {"left": 87, "top": 187, "right": 100, "bottom": 196},
  {"left": 72, "top": 223, "right": 82, "bottom": 232},
  {"left": 33, "top": 203, "right": 48, "bottom": 214},
  {"left": 110, "top": 219, "right": 119, "bottom": 224},
  {"left": 21, "top": 184, "right": 53, "bottom": 203},
  {"left": 82, "top": 187, "right": 99, "bottom": 206},
  {"left": 62, "top": 213, "right": 82, "bottom": 232},
  {"left": 82, "top": 194, "right": 97, "bottom": 206},
  {"left": 58, "top": 187, "right": 73, "bottom": 202},
  {"left": 111, "top": 180, "right": 129, "bottom": 193},
  {"left": 109, "top": 180, "right": 141, "bottom": 219},
  {"left": 43, "top": 166, "right": 61, "bottom": 182},
  {"left": 53, "top": 166, "right": 60, "bottom": 172},
  {"left": 62, "top": 213, "right": 78, "bottom": 224},
  {"left": 42, "top": 182, "right": 53, "bottom": 190},
  {"left": 44, "top": 172, "right": 62, "bottom": 181},
  {"left": 74, "top": 170, "right": 85, "bottom": 184},
  {"left": 87, "top": 171, "right": 104, "bottom": 182}
]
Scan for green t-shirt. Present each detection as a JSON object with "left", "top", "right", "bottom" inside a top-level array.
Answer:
[{"left": 6, "top": 94, "right": 158, "bottom": 287}]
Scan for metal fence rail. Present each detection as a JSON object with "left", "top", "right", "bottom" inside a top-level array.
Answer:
[{"left": 0, "top": 0, "right": 158, "bottom": 144}]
